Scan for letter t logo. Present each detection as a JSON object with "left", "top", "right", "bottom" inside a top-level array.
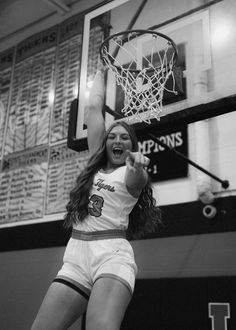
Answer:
[{"left": 209, "top": 303, "right": 230, "bottom": 330}]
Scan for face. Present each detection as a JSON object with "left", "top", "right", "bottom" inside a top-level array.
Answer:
[{"left": 106, "top": 125, "right": 133, "bottom": 168}]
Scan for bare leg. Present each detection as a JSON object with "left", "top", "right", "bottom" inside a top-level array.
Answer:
[
  {"left": 86, "top": 278, "right": 132, "bottom": 330},
  {"left": 31, "top": 282, "right": 88, "bottom": 330}
]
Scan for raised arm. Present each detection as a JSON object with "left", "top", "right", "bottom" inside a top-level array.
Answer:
[{"left": 86, "top": 66, "right": 106, "bottom": 155}]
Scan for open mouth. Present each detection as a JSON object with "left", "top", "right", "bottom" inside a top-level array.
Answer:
[{"left": 112, "top": 147, "right": 124, "bottom": 157}]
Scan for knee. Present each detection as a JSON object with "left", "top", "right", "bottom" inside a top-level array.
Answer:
[{"left": 86, "top": 314, "right": 119, "bottom": 330}]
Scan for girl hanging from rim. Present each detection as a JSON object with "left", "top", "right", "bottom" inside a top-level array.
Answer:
[{"left": 31, "top": 63, "right": 161, "bottom": 330}]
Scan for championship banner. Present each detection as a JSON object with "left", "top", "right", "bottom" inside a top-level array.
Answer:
[
  {"left": 0, "top": 48, "right": 14, "bottom": 158},
  {"left": 4, "top": 27, "right": 58, "bottom": 155},
  {"left": 0, "top": 146, "right": 48, "bottom": 223},
  {"left": 46, "top": 143, "right": 89, "bottom": 214},
  {"left": 50, "top": 14, "right": 83, "bottom": 143},
  {"left": 138, "top": 125, "right": 188, "bottom": 182}
]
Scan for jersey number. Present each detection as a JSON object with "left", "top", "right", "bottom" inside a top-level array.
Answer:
[{"left": 88, "top": 194, "right": 104, "bottom": 217}]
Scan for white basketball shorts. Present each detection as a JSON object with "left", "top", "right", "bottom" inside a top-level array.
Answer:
[{"left": 53, "top": 229, "right": 138, "bottom": 300}]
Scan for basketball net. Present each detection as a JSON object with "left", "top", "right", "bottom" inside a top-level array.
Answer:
[{"left": 100, "top": 30, "right": 179, "bottom": 123}]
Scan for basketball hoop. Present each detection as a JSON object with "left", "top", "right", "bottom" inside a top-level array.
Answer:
[{"left": 100, "top": 29, "right": 179, "bottom": 123}]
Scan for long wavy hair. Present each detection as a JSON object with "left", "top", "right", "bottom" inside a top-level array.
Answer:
[{"left": 64, "top": 121, "right": 162, "bottom": 239}]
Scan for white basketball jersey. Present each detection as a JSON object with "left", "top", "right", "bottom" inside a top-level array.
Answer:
[{"left": 74, "top": 165, "right": 138, "bottom": 232}]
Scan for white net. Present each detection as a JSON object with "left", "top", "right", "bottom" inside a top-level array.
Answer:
[{"left": 100, "top": 30, "right": 178, "bottom": 123}]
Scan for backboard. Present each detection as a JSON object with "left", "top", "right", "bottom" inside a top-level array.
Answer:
[{"left": 75, "top": 0, "right": 225, "bottom": 145}]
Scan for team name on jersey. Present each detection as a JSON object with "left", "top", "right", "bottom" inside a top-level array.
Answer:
[{"left": 94, "top": 178, "right": 115, "bottom": 192}]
